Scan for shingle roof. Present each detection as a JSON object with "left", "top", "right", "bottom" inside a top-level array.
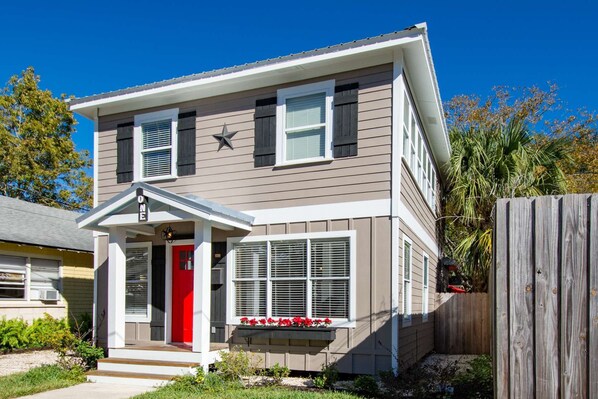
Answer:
[
  {"left": 0, "top": 196, "right": 93, "bottom": 252},
  {"left": 69, "top": 25, "right": 423, "bottom": 106}
]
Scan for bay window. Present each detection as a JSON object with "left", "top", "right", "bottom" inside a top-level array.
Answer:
[{"left": 229, "top": 232, "right": 355, "bottom": 326}]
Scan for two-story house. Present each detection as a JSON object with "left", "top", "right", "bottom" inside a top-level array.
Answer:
[{"left": 72, "top": 23, "right": 450, "bottom": 385}]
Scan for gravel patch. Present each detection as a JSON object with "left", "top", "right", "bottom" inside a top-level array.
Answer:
[
  {"left": 421, "top": 354, "right": 479, "bottom": 373},
  {"left": 0, "top": 350, "right": 59, "bottom": 376}
]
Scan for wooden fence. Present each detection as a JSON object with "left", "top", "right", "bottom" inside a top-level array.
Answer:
[
  {"left": 434, "top": 293, "right": 491, "bottom": 354},
  {"left": 492, "top": 194, "right": 598, "bottom": 399}
]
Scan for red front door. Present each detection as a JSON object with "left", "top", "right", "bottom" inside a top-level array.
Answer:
[{"left": 172, "top": 245, "right": 194, "bottom": 343}]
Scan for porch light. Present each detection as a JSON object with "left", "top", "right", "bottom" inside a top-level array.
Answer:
[{"left": 161, "top": 225, "right": 176, "bottom": 243}]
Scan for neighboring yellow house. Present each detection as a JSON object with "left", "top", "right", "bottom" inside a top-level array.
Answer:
[{"left": 0, "top": 195, "right": 94, "bottom": 322}]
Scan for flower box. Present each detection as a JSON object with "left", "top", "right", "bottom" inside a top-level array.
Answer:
[{"left": 235, "top": 325, "right": 336, "bottom": 341}]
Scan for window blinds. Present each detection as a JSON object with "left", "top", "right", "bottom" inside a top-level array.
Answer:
[
  {"left": 234, "top": 237, "right": 351, "bottom": 320},
  {"left": 126, "top": 247, "right": 149, "bottom": 316},
  {"left": 142, "top": 119, "right": 172, "bottom": 178},
  {"left": 234, "top": 243, "right": 267, "bottom": 317}
]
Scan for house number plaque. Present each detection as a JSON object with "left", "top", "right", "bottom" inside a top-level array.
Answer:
[{"left": 136, "top": 188, "right": 149, "bottom": 222}]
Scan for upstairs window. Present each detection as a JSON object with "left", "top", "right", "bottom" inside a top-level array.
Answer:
[
  {"left": 276, "top": 81, "right": 334, "bottom": 165},
  {"left": 134, "top": 109, "right": 178, "bottom": 181}
]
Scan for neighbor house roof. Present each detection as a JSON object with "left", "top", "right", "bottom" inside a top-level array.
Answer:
[
  {"left": 0, "top": 196, "right": 94, "bottom": 252},
  {"left": 70, "top": 22, "right": 450, "bottom": 165}
]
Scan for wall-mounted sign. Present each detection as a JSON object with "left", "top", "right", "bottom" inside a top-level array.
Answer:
[{"left": 137, "top": 188, "right": 149, "bottom": 222}]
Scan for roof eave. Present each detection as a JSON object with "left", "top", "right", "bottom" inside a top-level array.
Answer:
[{"left": 70, "top": 33, "right": 425, "bottom": 119}]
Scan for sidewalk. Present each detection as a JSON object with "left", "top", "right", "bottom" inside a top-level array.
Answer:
[{"left": 20, "top": 382, "right": 155, "bottom": 399}]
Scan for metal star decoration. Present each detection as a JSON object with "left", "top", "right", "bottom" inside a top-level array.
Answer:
[{"left": 212, "top": 124, "right": 237, "bottom": 151}]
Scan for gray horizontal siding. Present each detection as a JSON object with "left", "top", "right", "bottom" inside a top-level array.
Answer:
[{"left": 97, "top": 65, "right": 393, "bottom": 211}]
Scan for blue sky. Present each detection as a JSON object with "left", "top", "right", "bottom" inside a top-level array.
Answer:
[{"left": 2, "top": 0, "right": 596, "bottom": 170}]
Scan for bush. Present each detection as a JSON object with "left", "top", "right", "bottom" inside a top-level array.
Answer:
[
  {"left": 379, "top": 357, "right": 459, "bottom": 398},
  {"left": 214, "top": 348, "right": 260, "bottom": 381},
  {"left": 352, "top": 375, "right": 379, "bottom": 398},
  {"left": 73, "top": 339, "right": 104, "bottom": 369},
  {"left": 0, "top": 318, "right": 29, "bottom": 351},
  {"left": 28, "top": 314, "right": 73, "bottom": 349},
  {"left": 452, "top": 355, "right": 493, "bottom": 399},
  {"left": 312, "top": 362, "right": 339, "bottom": 389},
  {"left": 263, "top": 363, "right": 290, "bottom": 385}
]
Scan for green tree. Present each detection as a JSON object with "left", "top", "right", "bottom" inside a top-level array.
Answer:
[
  {"left": 0, "top": 67, "right": 92, "bottom": 211},
  {"left": 443, "top": 85, "right": 585, "bottom": 291}
]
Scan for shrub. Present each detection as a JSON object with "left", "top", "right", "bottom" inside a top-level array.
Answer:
[
  {"left": 73, "top": 339, "right": 104, "bottom": 369},
  {"left": 312, "top": 362, "right": 339, "bottom": 389},
  {"left": 264, "top": 363, "right": 290, "bottom": 384},
  {"left": 214, "top": 348, "right": 260, "bottom": 381},
  {"left": 452, "top": 355, "right": 493, "bottom": 398},
  {"left": 0, "top": 318, "right": 29, "bottom": 351},
  {"left": 352, "top": 375, "right": 379, "bottom": 398},
  {"left": 28, "top": 314, "right": 73, "bottom": 350}
]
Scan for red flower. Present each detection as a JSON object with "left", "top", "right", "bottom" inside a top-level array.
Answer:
[
  {"left": 240, "top": 317, "right": 249, "bottom": 324},
  {"left": 259, "top": 318, "right": 267, "bottom": 325},
  {"left": 249, "top": 318, "right": 258, "bottom": 326},
  {"left": 267, "top": 318, "right": 275, "bottom": 325},
  {"left": 323, "top": 318, "right": 332, "bottom": 325}
]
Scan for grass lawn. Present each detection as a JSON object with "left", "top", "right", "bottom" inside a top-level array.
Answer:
[
  {"left": 0, "top": 364, "right": 86, "bottom": 399},
  {"left": 133, "top": 385, "right": 361, "bottom": 399}
]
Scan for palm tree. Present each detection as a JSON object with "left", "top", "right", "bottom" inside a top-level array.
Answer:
[{"left": 444, "top": 118, "right": 569, "bottom": 291}]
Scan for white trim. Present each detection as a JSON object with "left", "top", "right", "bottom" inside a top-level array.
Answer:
[
  {"left": 422, "top": 252, "right": 429, "bottom": 323},
  {"left": 92, "top": 235, "right": 99, "bottom": 343},
  {"left": 78, "top": 191, "right": 137, "bottom": 229},
  {"left": 165, "top": 239, "right": 194, "bottom": 345},
  {"left": 124, "top": 242, "right": 152, "bottom": 323},
  {"left": 243, "top": 199, "right": 390, "bottom": 225},
  {"left": 133, "top": 108, "right": 179, "bottom": 182},
  {"left": 70, "top": 36, "right": 421, "bottom": 111},
  {"left": 93, "top": 109, "right": 99, "bottom": 208},
  {"left": 398, "top": 200, "right": 438, "bottom": 255},
  {"left": 193, "top": 220, "right": 212, "bottom": 353},
  {"left": 276, "top": 80, "right": 335, "bottom": 166},
  {"left": 390, "top": 48, "right": 404, "bottom": 373},
  {"left": 402, "top": 236, "right": 413, "bottom": 327},
  {"left": 226, "top": 230, "right": 357, "bottom": 328}
]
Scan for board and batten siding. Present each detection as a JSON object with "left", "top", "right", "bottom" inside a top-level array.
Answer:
[
  {"left": 227, "top": 216, "right": 393, "bottom": 375},
  {"left": 96, "top": 65, "right": 393, "bottom": 211},
  {"left": 398, "top": 223, "right": 437, "bottom": 367}
]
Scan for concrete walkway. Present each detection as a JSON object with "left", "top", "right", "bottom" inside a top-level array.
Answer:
[{"left": 20, "top": 382, "right": 155, "bottom": 399}]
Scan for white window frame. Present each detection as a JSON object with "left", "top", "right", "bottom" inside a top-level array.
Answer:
[
  {"left": 422, "top": 252, "right": 429, "bottom": 322},
  {"left": 125, "top": 242, "right": 152, "bottom": 323},
  {"left": 401, "top": 88, "right": 437, "bottom": 214},
  {"left": 276, "top": 80, "right": 335, "bottom": 166},
  {"left": 0, "top": 251, "right": 62, "bottom": 302},
  {"left": 226, "top": 230, "right": 356, "bottom": 328},
  {"left": 402, "top": 236, "right": 412, "bottom": 326},
  {"left": 133, "top": 108, "right": 179, "bottom": 182}
]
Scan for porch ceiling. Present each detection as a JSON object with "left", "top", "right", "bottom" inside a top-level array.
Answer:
[{"left": 76, "top": 182, "right": 253, "bottom": 234}]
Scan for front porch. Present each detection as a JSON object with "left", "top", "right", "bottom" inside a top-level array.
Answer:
[
  {"left": 77, "top": 182, "right": 254, "bottom": 380},
  {"left": 89, "top": 341, "right": 229, "bottom": 386}
]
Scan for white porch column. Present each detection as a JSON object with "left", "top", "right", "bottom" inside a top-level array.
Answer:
[
  {"left": 107, "top": 227, "right": 126, "bottom": 348},
  {"left": 192, "top": 220, "right": 212, "bottom": 354}
]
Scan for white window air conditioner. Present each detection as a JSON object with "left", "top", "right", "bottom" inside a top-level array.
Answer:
[{"left": 40, "top": 289, "right": 60, "bottom": 301}]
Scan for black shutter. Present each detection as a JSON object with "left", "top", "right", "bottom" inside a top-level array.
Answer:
[
  {"left": 150, "top": 245, "right": 166, "bottom": 341},
  {"left": 333, "top": 83, "right": 359, "bottom": 158},
  {"left": 253, "top": 97, "right": 277, "bottom": 167},
  {"left": 116, "top": 122, "right": 134, "bottom": 183},
  {"left": 177, "top": 111, "right": 196, "bottom": 176}
]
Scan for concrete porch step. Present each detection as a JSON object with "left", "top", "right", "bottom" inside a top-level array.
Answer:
[
  {"left": 108, "top": 348, "right": 203, "bottom": 362},
  {"left": 87, "top": 370, "right": 173, "bottom": 387},
  {"left": 98, "top": 358, "right": 200, "bottom": 376}
]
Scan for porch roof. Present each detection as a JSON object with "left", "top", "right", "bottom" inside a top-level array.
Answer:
[{"left": 76, "top": 182, "right": 253, "bottom": 233}]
